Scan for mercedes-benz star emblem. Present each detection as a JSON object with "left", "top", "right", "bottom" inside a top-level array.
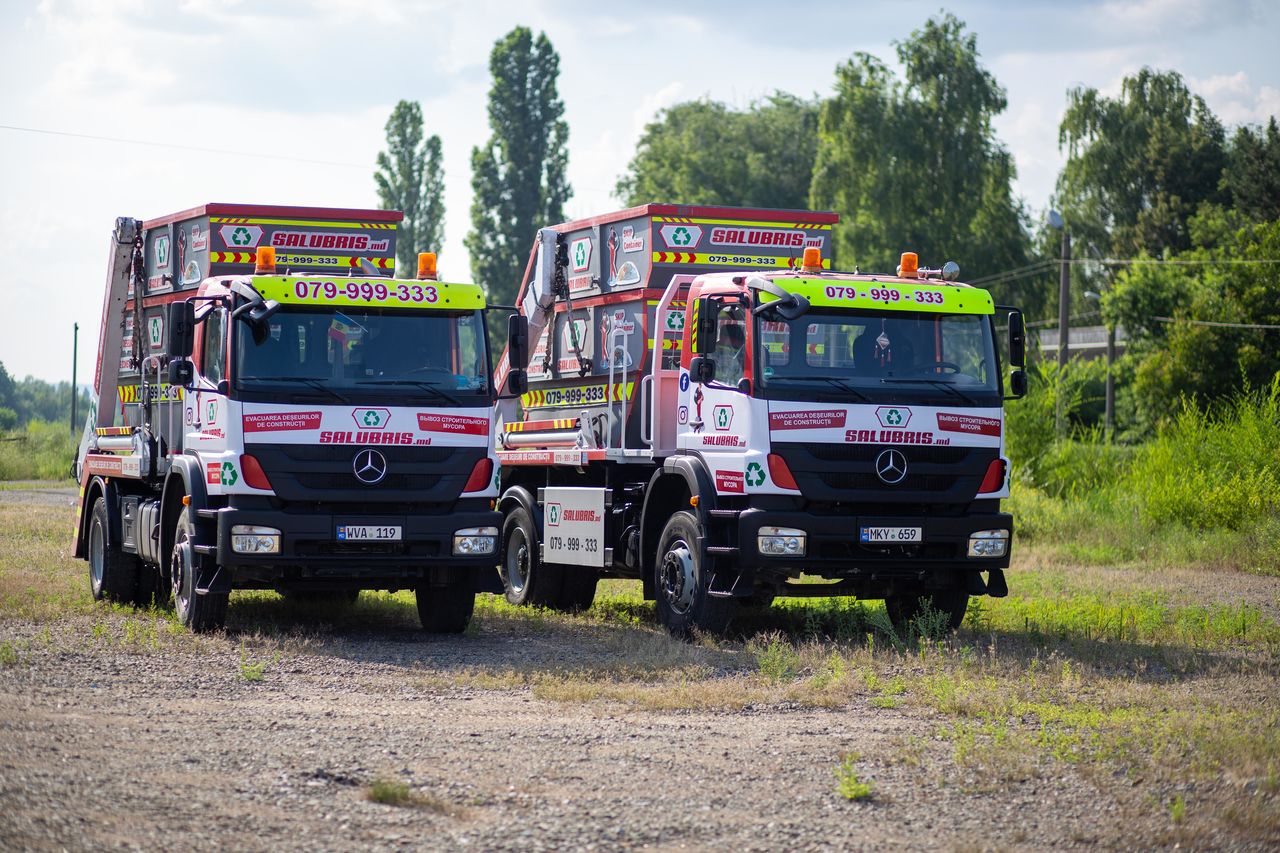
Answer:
[
  {"left": 353, "top": 449, "right": 388, "bottom": 485},
  {"left": 874, "top": 449, "right": 907, "bottom": 485}
]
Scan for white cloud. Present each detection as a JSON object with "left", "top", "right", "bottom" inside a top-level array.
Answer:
[{"left": 1190, "top": 72, "right": 1280, "bottom": 126}]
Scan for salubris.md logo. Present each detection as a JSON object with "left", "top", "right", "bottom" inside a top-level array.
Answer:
[{"left": 352, "top": 408, "right": 391, "bottom": 429}]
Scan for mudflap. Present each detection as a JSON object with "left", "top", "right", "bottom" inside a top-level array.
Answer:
[{"left": 194, "top": 559, "right": 232, "bottom": 596}]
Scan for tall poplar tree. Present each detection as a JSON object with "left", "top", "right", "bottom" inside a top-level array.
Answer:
[
  {"left": 466, "top": 26, "right": 571, "bottom": 306},
  {"left": 374, "top": 100, "right": 446, "bottom": 275}
]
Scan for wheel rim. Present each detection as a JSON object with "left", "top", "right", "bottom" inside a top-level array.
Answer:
[
  {"left": 88, "top": 518, "right": 104, "bottom": 594},
  {"left": 660, "top": 537, "right": 696, "bottom": 615},
  {"left": 505, "top": 527, "right": 529, "bottom": 595},
  {"left": 171, "top": 530, "right": 192, "bottom": 618}
]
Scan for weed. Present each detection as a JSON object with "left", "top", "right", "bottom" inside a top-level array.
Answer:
[
  {"left": 835, "top": 755, "right": 873, "bottom": 800},
  {"left": 751, "top": 634, "right": 800, "bottom": 684},
  {"left": 0, "top": 640, "right": 17, "bottom": 666},
  {"left": 364, "top": 777, "right": 456, "bottom": 813},
  {"left": 1170, "top": 794, "right": 1187, "bottom": 824}
]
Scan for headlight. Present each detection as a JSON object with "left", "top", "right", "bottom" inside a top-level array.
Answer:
[
  {"left": 231, "top": 524, "right": 281, "bottom": 554},
  {"left": 967, "top": 529, "right": 1009, "bottom": 558},
  {"left": 453, "top": 526, "right": 498, "bottom": 556},
  {"left": 757, "top": 526, "right": 806, "bottom": 556}
]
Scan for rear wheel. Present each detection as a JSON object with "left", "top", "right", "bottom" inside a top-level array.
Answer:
[
  {"left": 87, "top": 497, "right": 139, "bottom": 603},
  {"left": 654, "top": 510, "right": 733, "bottom": 638},
  {"left": 884, "top": 589, "right": 969, "bottom": 636},
  {"left": 170, "top": 507, "right": 228, "bottom": 633},
  {"left": 415, "top": 576, "right": 474, "bottom": 633}
]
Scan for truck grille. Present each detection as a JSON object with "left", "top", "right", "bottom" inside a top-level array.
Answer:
[
  {"left": 771, "top": 441, "right": 997, "bottom": 505},
  {"left": 248, "top": 444, "right": 483, "bottom": 504}
]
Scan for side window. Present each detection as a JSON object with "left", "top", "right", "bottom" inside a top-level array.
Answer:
[
  {"left": 712, "top": 306, "right": 747, "bottom": 388},
  {"left": 201, "top": 308, "right": 226, "bottom": 386}
]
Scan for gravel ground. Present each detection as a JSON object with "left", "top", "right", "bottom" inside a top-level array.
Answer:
[{"left": 0, "top": 637, "right": 1151, "bottom": 853}]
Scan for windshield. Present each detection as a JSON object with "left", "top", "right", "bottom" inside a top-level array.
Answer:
[
  {"left": 756, "top": 308, "right": 999, "bottom": 406},
  {"left": 233, "top": 306, "right": 491, "bottom": 406}
]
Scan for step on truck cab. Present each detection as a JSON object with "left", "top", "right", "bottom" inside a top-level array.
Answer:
[
  {"left": 73, "top": 204, "right": 501, "bottom": 632},
  {"left": 493, "top": 204, "right": 1027, "bottom": 636}
]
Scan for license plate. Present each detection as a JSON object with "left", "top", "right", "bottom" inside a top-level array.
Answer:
[
  {"left": 336, "top": 525, "right": 402, "bottom": 541},
  {"left": 860, "top": 526, "right": 922, "bottom": 543}
]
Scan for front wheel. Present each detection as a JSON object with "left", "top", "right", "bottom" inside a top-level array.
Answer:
[
  {"left": 170, "top": 508, "right": 228, "bottom": 633},
  {"left": 499, "top": 504, "right": 562, "bottom": 607},
  {"left": 416, "top": 577, "right": 475, "bottom": 633},
  {"left": 654, "top": 510, "right": 733, "bottom": 638}
]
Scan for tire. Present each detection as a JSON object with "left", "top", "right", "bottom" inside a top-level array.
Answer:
[
  {"left": 884, "top": 589, "right": 969, "bottom": 636},
  {"left": 415, "top": 577, "right": 474, "bottom": 633},
  {"left": 170, "top": 507, "right": 228, "bottom": 633},
  {"left": 654, "top": 510, "right": 733, "bottom": 638},
  {"left": 87, "top": 497, "right": 139, "bottom": 603},
  {"left": 499, "top": 504, "right": 563, "bottom": 607}
]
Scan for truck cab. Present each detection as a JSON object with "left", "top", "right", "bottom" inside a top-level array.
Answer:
[{"left": 73, "top": 205, "right": 500, "bottom": 632}]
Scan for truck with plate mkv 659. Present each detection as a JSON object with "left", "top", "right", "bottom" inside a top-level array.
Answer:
[
  {"left": 492, "top": 204, "right": 1027, "bottom": 636},
  {"left": 73, "top": 203, "right": 500, "bottom": 632}
]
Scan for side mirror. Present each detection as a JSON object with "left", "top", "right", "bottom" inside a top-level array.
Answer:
[
  {"left": 508, "top": 314, "right": 529, "bottom": 368},
  {"left": 167, "top": 301, "right": 196, "bottom": 358},
  {"left": 1007, "top": 310, "right": 1026, "bottom": 368},
  {"left": 689, "top": 355, "right": 716, "bottom": 385},
  {"left": 692, "top": 297, "right": 717, "bottom": 355},
  {"left": 168, "top": 358, "right": 194, "bottom": 388},
  {"left": 507, "top": 368, "right": 528, "bottom": 397},
  {"left": 1008, "top": 368, "right": 1027, "bottom": 399}
]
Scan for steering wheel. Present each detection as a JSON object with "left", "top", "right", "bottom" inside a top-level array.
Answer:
[
  {"left": 406, "top": 365, "right": 454, "bottom": 377},
  {"left": 906, "top": 361, "right": 962, "bottom": 375}
]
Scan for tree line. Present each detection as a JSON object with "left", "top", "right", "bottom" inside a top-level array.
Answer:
[
  {"left": 375, "top": 14, "right": 1280, "bottom": 436},
  {"left": 0, "top": 361, "right": 90, "bottom": 430}
]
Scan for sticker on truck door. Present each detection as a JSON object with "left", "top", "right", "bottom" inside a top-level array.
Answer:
[{"left": 542, "top": 487, "right": 607, "bottom": 568}]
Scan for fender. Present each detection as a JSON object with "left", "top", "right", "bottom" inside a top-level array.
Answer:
[
  {"left": 76, "top": 476, "right": 122, "bottom": 559},
  {"left": 638, "top": 455, "right": 718, "bottom": 599},
  {"left": 159, "top": 454, "right": 228, "bottom": 595},
  {"left": 498, "top": 484, "right": 542, "bottom": 534}
]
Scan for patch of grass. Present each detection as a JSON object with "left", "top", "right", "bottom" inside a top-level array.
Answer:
[
  {"left": 835, "top": 754, "right": 873, "bottom": 800},
  {"left": 0, "top": 639, "right": 18, "bottom": 666},
  {"left": 751, "top": 633, "right": 800, "bottom": 683},
  {"left": 0, "top": 421, "right": 77, "bottom": 481},
  {"left": 1170, "top": 794, "right": 1187, "bottom": 825},
  {"left": 364, "top": 777, "right": 457, "bottom": 813}
]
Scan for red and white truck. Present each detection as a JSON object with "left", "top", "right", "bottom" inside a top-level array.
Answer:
[
  {"left": 72, "top": 204, "right": 500, "bottom": 632},
  {"left": 494, "top": 204, "right": 1027, "bottom": 635}
]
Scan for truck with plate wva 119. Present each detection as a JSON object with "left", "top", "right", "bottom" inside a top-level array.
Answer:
[
  {"left": 72, "top": 203, "right": 500, "bottom": 632},
  {"left": 492, "top": 204, "right": 1027, "bottom": 636}
]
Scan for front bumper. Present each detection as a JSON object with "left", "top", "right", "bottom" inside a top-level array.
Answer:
[
  {"left": 734, "top": 507, "right": 1013, "bottom": 577},
  {"left": 214, "top": 503, "right": 501, "bottom": 581}
]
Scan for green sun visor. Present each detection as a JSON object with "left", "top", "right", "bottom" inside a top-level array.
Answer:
[{"left": 754, "top": 277, "right": 994, "bottom": 315}]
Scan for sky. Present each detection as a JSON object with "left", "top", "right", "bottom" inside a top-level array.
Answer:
[{"left": 1, "top": 0, "right": 1277, "bottom": 385}]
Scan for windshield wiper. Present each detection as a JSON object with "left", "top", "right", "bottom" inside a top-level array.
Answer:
[
  {"left": 766, "top": 374, "right": 872, "bottom": 403},
  {"left": 881, "top": 376, "right": 978, "bottom": 406},
  {"left": 356, "top": 379, "right": 461, "bottom": 406},
  {"left": 240, "top": 376, "right": 349, "bottom": 403}
]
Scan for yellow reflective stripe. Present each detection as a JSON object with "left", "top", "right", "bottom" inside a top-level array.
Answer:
[
  {"left": 210, "top": 217, "right": 396, "bottom": 229},
  {"left": 653, "top": 216, "right": 832, "bottom": 230},
  {"left": 521, "top": 382, "right": 635, "bottom": 409},
  {"left": 117, "top": 384, "right": 184, "bottom": 403},
  {"left": 652, "top": 252, "right": 831, "bottom": 269},
  {"left": 760, "top": 278, "right": 995, "bottom": 315}
]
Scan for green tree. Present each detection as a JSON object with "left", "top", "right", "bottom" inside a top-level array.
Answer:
[
  {"left": 616, "top": 93, "right": 819, "bottom": 210},
  {"left": 1055, "top": 68, "right": 1226, "bottom": 259},
  {"left": 809, "top": 14, "right": 1029, "bottom": 295},
  {"left": 466, "top": 27, "right": 571, "bottom": 306},
  {"left": 1222, "top": 117, "right": 1280, "bottom": 224},
  {"left": 374, "top": 100, "right": 446, "bottom": 276}
]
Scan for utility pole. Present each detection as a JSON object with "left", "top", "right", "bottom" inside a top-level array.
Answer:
[
  {"left": 70, "top": 323, "right": 79, "bottom": 435},
  {"left": 1058, "top": 230, "right": 1071, "bottom": 372}
]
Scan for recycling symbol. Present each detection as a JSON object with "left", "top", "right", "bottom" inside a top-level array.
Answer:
[
  {"left": 746, "top": 462, "right": 767, "bottom": 487},
  {"left": 548, "top": 503, "right": 561, "bottom": 525},
  {"left": 666, "top": 311, "right": 685, "bottom": 331},
  {"left": 671, "top": 227, "right": 693, "bottom": 246},
  {"left": 362, "top": 409, "right": 383, "bottom": 426},
  {"left": 884, "top": 409, "right": 904, "bottom": 425},
  {"left": 231, "top": 227, "right": 252, "bottom": 246},
  {"left": 220, "top": 462, "right": 238, "bottom": 486},
  {"left": 573, "top": 242, "right": 586, "bottom": 267},
  {"left": 714, "top": 406, "right": 732, "bottom": 430}
]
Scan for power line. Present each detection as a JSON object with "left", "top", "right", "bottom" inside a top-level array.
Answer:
[
  {"left": 1151, "top": 316, "right": 1280, "bottom": 330},
  {"left": 0, "top": 123, "right": 368, "bottom": 170}
]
